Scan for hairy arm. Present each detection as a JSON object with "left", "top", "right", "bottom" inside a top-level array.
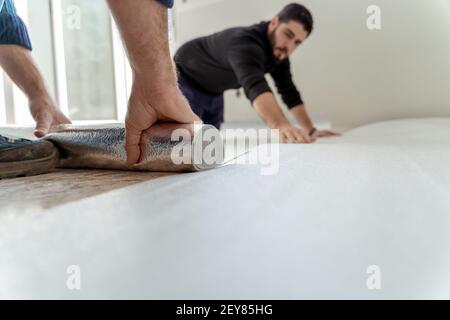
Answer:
[
  {"left": 290, "top": 104, "right": 314, "bottom": 132},
  {"left": 107, "top": 0, "right": 199, "bottom": 165},
  {"left": 0, "top": 45, "right": 70, "bottom": 136}
]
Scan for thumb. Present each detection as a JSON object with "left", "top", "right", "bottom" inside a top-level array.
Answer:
[
  {"left": 166, "top": 94, "right": 202, "bottom": 124},
  {"left": 33, "top": 113, "right": 52, "bottom": 138},
  {"left": 172, "top": 107, "right": 201, "bottom": 124}
]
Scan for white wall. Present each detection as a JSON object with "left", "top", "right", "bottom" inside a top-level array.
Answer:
[{"left": 174, "top": 0, "right": 450, "bottom": 130}]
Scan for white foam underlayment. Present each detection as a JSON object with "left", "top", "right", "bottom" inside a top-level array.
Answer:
[{"left": 1, "top": 118, "right": 450, "bottom": 299}]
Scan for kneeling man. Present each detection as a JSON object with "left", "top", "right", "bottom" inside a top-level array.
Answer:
[{"left": 175, "top": 3, "right": 339, "bottom": 143}]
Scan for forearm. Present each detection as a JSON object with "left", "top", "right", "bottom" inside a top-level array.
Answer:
[
  {"left": 252, "top": 92, "right": 291, "bottom": 128},
  {"left": 290, "top": 104, "right": 314, "bottom": 132},
  {"left": 0, "top": 45, "right": 50, "bottom": 101},
  {"left": 107, "top": 0, "right": 175, "bottom": 88}
]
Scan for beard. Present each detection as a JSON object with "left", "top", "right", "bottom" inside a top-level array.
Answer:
[{"left": 268, "top": 27, "right": 288, "bottom": 64}]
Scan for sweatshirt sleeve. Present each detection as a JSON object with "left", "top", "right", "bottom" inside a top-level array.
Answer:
[
  {"left": 270, "top": 59, "right": 303, "bottom": 109},
  {"left": 228, "top": 36, "right": 272, "bottom": 104}
]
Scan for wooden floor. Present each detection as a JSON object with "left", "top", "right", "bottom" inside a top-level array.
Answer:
[
  {"left": 0, "top": 169, "right": 176, "bottom": 215},
  {"left": 0, "top": 123, "right": 257, "bottom": 216}
]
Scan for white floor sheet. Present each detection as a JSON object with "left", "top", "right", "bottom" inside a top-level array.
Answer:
[{"left": 1, "top": 118, "right": 450, "bottom": 299}]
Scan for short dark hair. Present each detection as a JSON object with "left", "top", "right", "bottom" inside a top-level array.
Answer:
[{"left": 277, "top": 3, "right": 314, "bottom": 35}]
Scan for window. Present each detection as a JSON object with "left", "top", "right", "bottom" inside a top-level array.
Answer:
[
  {"left": 59, "top": 0, "right": 117, "bottom": 120},
  {"left": 0, "top": 0, "right": 130, "bottom": 125}
]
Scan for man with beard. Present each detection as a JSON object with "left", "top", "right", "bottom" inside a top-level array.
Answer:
[{"left": 175, "top": 3, "right": 339, "bottom": 143}]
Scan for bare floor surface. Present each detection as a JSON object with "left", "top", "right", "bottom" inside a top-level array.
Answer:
[{"left": 0, "top": 169, "right": 176, "bottom": 214}]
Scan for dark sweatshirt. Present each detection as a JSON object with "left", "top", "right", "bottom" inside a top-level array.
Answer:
[{"left": 174, "top": 21, "right": 303, "bottom": 108}]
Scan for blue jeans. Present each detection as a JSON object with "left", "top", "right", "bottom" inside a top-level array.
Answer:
[{"left": 178, "top": 74, "right": 224, "bottom": 130}]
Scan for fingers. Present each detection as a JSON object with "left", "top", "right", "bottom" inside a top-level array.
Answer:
[
  {"left": 316, "top": 130, "right": 341, "bottom": 138},
  {"left": 56, "top": 112, "right": 72, "bottom": 125},
  {"left": 294, "top": 128, "right": 315, "bottom": 143},
  {"left": 282, "top": 130, "right": 296, "bottom": 143},
  {"left": 33, "top": 111, "right": 52, "bottom": 138},
  {"left": 291, "top": 130, "right": 306, "bottom": 143},
  {"left": 47, "top": 111, "right": 72, "bottom": 133},
  {"left": 318, "top": 131, "right": 330, "bottom": 137},
  {"left": 280, "top": 127, "right": 315, "bottom": 144}
]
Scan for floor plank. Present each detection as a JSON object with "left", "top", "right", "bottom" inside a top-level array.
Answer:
[{"left": 0, "top": 169, "right": 176, "bottom": 214}]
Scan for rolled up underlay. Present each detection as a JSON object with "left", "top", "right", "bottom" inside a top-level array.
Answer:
[{"left": 44, "top": 123, "right": 225, "bottom": 172}]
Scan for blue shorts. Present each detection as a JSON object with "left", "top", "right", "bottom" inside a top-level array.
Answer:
[
  {"left": 156, "top": 0, "right": 174, "bottom": 8},
  {"left": 0, "top": 0, "right": 32, "bottom": 50},
  {"left": 178, "top": 73, "right": 224, "bottom": 130},
  {"left": 0, "top": 0, "right": 172, "bottom": 51}
]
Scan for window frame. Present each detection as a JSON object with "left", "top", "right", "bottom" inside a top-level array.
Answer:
[{"left": 0, "top": 0, "right": 129, "bottom": 125}]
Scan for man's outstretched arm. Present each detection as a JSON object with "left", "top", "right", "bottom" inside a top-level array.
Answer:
[
  {"left": 290, "top": 105, "right": 341, "bottom": 138},
  {"left": 271, "top": 60, "right": 340, "bottom": 139},
  {"left": 0, "top": 45, "right": 71, "bottom": 136},
  {"left": 107, "top": 0, "right": 200, "bottom": 165},
  {"left": 253, "top": 92, "right": 313, "bottom": 144},
  {"left": 0, "top": 1, "right": 70, "bottom": 136}
]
